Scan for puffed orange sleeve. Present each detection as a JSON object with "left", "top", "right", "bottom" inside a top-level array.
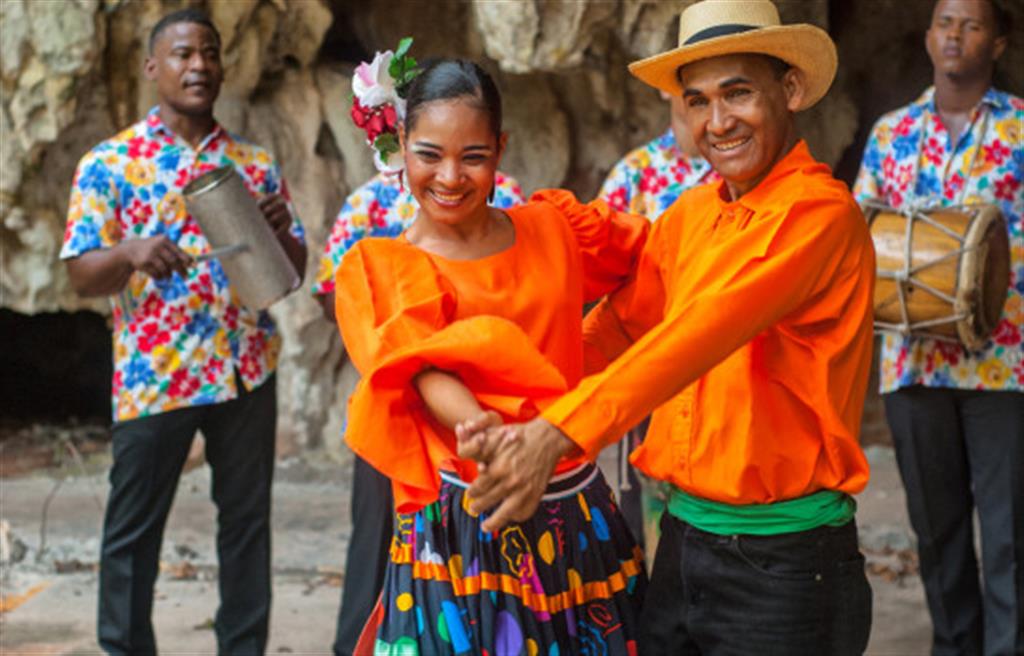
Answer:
[
  {"left": 543, "top": 197, "right": 872, "bottom": 460},
  {"left": 582, "top": 216, "right": 669, "bottom": 373},
  {"left": 530, "top": 189, "right": 650, "bottom": 302},
  {"left": 335, "top": 240, "right": 569, "bottom": 512}
]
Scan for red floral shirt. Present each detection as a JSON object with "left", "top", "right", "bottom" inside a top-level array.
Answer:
[{"left": 61, "top": 107, "right": 305, "bottom": 421}]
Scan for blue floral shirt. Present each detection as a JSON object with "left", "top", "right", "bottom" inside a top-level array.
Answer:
[
  {"left": 854, "top": 87, "right": 1023, "bottom": 392},
  {"left": 598, "top": 129, "right": 718, "bottom": 220},
  {"left": 61, "top": 107, "right": 305, "bottom": 420}
]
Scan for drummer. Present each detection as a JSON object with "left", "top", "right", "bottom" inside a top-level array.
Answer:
[
  {"left": 460, "top": 1, "right": 876, "bottom": 652},
  {"left": 853, "top": 0, "right": 1023, "bottom": 652},
  {"left": 60, "top": 9, "right": 306, "bottom": 653}
]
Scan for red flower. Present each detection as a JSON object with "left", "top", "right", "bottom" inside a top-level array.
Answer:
[
  {"left": 244, "top": 164, "right": 267, "bottom": 188},
  {"left": 944, "top": 172, "right": 964, "bottom": 200},
  {"left": 606, "top": 187, "right": 628, "bottom": 212},
  {"left": 382, "top": 104, "right": 398, "bottom": 130},
  {"left": 167, "top": 368, "right": 201, "bottom": 398},
  {"left": 137, "top": 322, "right": 170, "bottom": 353},
  {"left": 203, "top": 357, "right": 225, "bottom": 384},
  {"left": 894, "top": 115, "right": 915, "bottom": 138},
  {"left": 127, "top": 136, "right": 160, "bottom": 159},
  {"left": 984, "top": 140, "right": 1010, "bottom": 165},
  {"left": 138, "top": 294, "right": 164, "bottom": 319},
  {"left": 127, "top": 198, "right": 153, "bottom": 226},
  {"left": 994, "top": 174, "right": 1020, "bottom": 203},
  {"left": 239, "top": 353, "right": 262, "bottom": 380},
  {"left": 991, "top": 319, "right": 1021, "bottom": 346},
  {"left": 368, "top": 200, "right": 387, "bottom": 227},
  {"left": 350, "top": 98, "right": 395, "bottom": 144}
]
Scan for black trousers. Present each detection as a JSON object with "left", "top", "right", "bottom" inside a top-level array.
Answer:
[
  {"left": 98, "top": 376, "right": 276, "bottom": 655},
  {"left": 884, "top": 386, "right": 1024, "bottom": 656},
  {"left": 332, "top": 455, "right": 393, "bottom": 656},
  {"left": 640, "top": 514, "right": 872, "bottom": 655}
]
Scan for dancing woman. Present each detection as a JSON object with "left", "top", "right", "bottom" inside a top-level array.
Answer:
[{"left": 335, "top": 58, "right": 648, "bottom": 654}]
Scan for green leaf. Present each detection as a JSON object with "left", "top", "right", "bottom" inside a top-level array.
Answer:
[
  {"left": 374, "top": 132, "right": 400, "bottom": 159},
  {"left": 394, "top": 37, "right": 413, "bottom": 60}
]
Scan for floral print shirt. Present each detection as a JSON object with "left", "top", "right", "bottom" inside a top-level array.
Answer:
[
  {"left": 854, "top": 87, "right": 1023, "bottom": 392},
  {"left": 60, "top": 107, "right": 305, "bottom": 421},
  {"left": 312, "top": 171, "right": 525, "bottom": 296},
  {"left": 598, "top": 129, "right": 718, "bottom": 220}
]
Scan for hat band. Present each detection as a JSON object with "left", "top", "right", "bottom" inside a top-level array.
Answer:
[{"left": 683, "top": 23, "right": 758, "bottom": 45}]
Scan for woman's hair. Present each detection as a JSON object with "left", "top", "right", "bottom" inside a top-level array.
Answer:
[{"left": 404, "top": 59, "right": 502, "bottom": 139}]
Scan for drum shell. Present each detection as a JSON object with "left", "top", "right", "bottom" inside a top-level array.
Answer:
[
  {"left": 183, "top": 166, "right": 299, "bottom": 310},
  {"left": 869, "top": 205, "right": 1010, "bottom": 351},
  {"left": 872, "top": 210, "right": 966, "bottom": 338}
]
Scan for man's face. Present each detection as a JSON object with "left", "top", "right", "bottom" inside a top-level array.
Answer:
[
  {"left": 678, "top": 54, "right": 804, "bottom": 198},
  {"left": 144, "top": 21, "right": 223, "bottom": 116},
  {"left": 926, "top": 0, "right": 1006, "bottom": 81}
]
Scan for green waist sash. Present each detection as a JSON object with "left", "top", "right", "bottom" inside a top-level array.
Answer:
[{"left": 667, "top": 487, "right": 856, "bottom": 536}]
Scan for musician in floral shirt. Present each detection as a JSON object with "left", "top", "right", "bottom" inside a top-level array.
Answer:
[
  {"left": 314, "top": 169, "right": 522, "bottom": 656},
  {"left": 853, "top": 1, "right": 1022, "bottom": 652},
  {"left": 598, "top": 92, "right": 718, "bottom": 219},
  {"left": 61, "top": 10, "right": 305, "bottom": 653}
]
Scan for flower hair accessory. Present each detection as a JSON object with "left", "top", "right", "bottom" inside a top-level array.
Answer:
[{"left": 351, "top": 37, "right": 419, "bottom": 175}]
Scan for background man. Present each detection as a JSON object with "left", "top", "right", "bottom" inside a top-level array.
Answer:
[
  {"left": 598, "top": 88, "right": 719, "bottom": 556},
  {"left": 854, "top": 0, "right": 1022, "bottom": 653},
  {"left": 61, "top": 10, "right": 306, "bottom": 654},
  {"left": 461, "top": 1, "right": 875, "bottom": 653},
  {"left": 312, "top": 170, "right": 523, "bottom": 656}
]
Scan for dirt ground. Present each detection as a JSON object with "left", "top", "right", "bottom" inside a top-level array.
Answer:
[{"left": 0, "top": 442, "right": 931, "bottom": 655}]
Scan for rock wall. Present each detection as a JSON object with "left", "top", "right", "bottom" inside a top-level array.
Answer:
[{"left": 2, "top": 0, "right": 1022, "bottom": 454}]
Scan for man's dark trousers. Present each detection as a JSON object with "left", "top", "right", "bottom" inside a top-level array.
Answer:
[
  {"left": 640, "top": 513, "right": 872, "bottom": 655},
  {"left": 98, "top": 376, "right": 276, "bottom": 655},
  {"left": 885, "top": 386, "right": 1024, "bottom": 656},
  {"left": 333, "top": 455, "right": 393, "bottom": 656}
]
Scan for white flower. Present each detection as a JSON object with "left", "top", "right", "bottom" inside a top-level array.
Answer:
[{"left": 353, "top": 50, "right": 400, "bottom": 109}]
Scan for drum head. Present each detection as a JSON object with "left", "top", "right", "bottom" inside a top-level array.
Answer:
[{"left": 958, "top": 205, "right": 1010, "bottom": 350}]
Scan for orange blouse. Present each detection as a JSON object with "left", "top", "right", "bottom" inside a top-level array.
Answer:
[
  {"left": 544, "top": 142, "right": 877, "bottom": 505},
  {"left": 335, "top": 190, "right": 648, "bottom": 512}
]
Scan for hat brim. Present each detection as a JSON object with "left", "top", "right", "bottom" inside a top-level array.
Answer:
[{"left": 628, "top": 24, "right": 837, "bottom": 111}]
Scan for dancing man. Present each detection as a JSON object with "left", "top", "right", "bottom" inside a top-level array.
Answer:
[{"left": 462, "top": 1, "right": 876, "bottom": 653}]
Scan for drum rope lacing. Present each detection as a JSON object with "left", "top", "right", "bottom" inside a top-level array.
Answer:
[{"left": 864, "top": 200, "right": 978, "bottom": 340}]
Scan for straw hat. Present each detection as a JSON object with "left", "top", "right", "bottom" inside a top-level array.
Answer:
[{"left": 628, "top": 0, "right": 837, "bottom": 110}]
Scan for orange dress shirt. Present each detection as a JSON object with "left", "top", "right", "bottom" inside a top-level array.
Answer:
[
  {"left": 544, "top": 141, "right": 876, "bottom": 505},
  {"left": 335, "top": 191, "right": 648, "bottom": 512}
]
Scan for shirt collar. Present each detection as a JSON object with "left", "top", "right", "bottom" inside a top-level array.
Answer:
[
  {"left": 713, "top": 140, "right": 817, "bottom": 212},
  {"left": 919, "top": 85, "right": 1007, "bottom": 114},
  {"left": 144, "top": 106, "right": 225, "bottom": 147}
]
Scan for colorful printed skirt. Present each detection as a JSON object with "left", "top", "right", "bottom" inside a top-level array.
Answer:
[{"left": 373, "top": 463, "right": 647, "bottom": 655}]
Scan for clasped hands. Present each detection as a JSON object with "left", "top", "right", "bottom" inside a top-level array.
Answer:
[{"left": 455, "top": 411, "right": 576, "bottom": 533}]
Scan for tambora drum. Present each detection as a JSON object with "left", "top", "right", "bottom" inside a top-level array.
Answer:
[{"left": 865, "top": 202, "right": 1010, "bottom": 352}]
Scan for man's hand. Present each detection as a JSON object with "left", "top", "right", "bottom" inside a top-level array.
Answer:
[
  {"left": 124, "top": 235, "right": 192, "bottom": 280},
  {"left": 258, "top": 193, "right": 292, "bottom": 237},
  {"left": 455, "top": 411, "right": 507, "bottom": 468},
  {"left": 465, "top": 417, "right": 575, "bottom": 533}
]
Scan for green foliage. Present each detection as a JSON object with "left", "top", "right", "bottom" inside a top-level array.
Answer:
[{"left": 389, "top": 37, "right": 420, "bottom": 98}]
